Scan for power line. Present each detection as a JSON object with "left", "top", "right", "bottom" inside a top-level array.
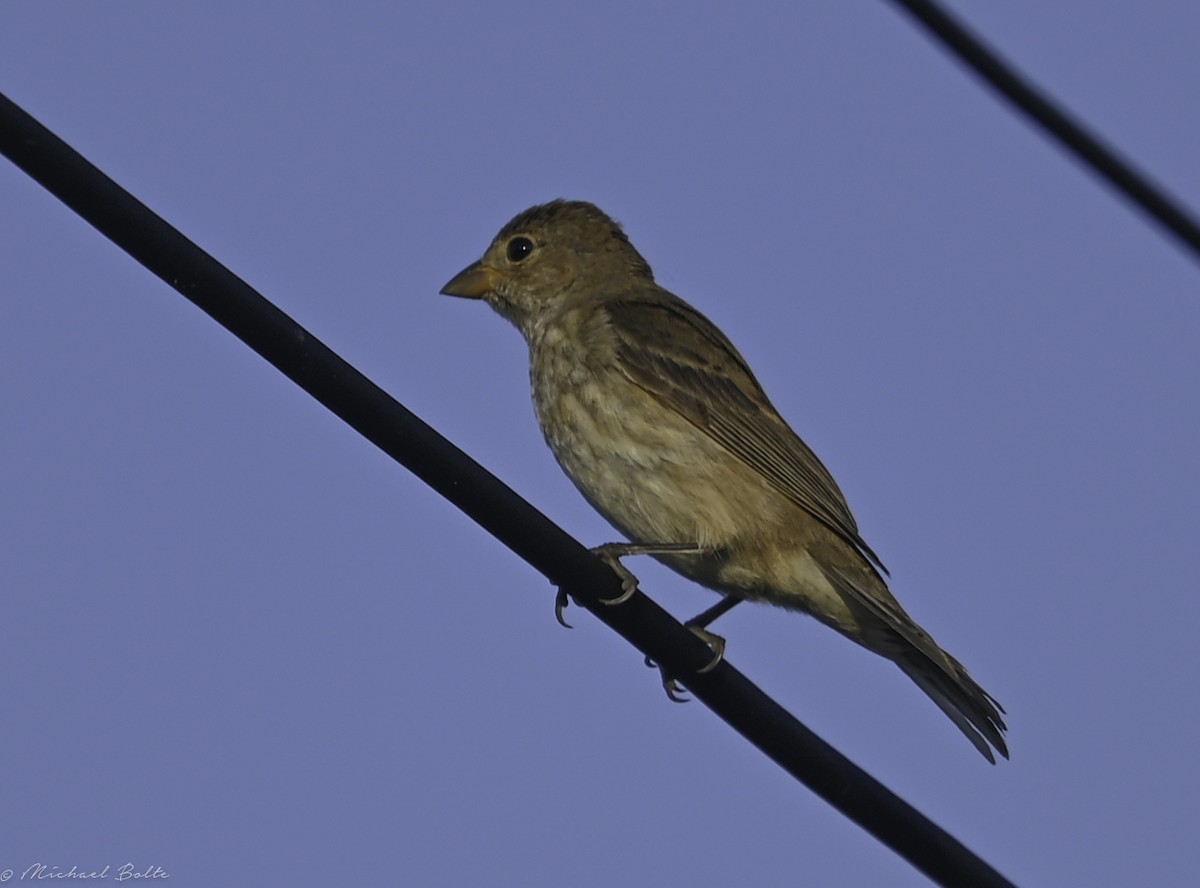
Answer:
[
  {"left": 886, "top": 0, "right": 1200, "bottom": 263},
  {"left": 0, "top": 91, "right": 1018, "bottom": 888}
]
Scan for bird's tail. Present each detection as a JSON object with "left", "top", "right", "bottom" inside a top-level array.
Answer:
[
  {"left": 814, "top": 560, "right": 1007, "bottom": 761},
  {"left": 896, "top": 649, "right": 1008, "bottom": 764}
]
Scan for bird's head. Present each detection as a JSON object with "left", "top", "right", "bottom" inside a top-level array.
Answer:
[{"left": 440, "top": 199, "right": 654, "bottom": 335}]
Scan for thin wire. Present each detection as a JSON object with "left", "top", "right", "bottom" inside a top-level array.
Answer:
[
  {"left": 886, "top": 0, "right": 1200, "bottom": 263},
  {"left": 0, "top": 91, "right": 1018, "bottom": 888}
]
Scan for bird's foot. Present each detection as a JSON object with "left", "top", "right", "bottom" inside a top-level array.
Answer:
[
  {"left": 590, "top": 541, "right": 707, "bottom": 606},
  {"left": 556, "top": 541, "right": 705, "bottom": 625},
  {"left": 645, "top": 622, "right": 728, "bottom": 702},
  {"left": 589, "top": 543, "right": 641, "bottom": 605}
]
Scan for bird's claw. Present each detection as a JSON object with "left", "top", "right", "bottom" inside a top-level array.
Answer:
[
  {"left": 555, "top": 541, "right": 650, "bottom": 625},
  {"left": 601, "top": 578, "right": 638, "bottom": 606},
  {"left": 687, "top": 625, "right": 726, "bottom": 673},
  {"left": 644, "top": 655, "right": 691, "bottom": 703},
  {"left": 554, "top": 588, "right": 573, "bottom": 629},
  {"left": 663, "top": 675, "right": 690, "bottom": 703},
  {"left": 644, "top": 624, "right": 727, "bottom": 701},
  {"left": 590, "top": 543, "right": 641, "bottom": 605},
  {"left": 581, "top": 541, "right": 731, "bottom": 697},
  {"left": 590, "top": 540, "right": 709, "bottom": 606}
]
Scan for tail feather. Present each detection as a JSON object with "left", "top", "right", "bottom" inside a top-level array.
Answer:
[
  {"left": 897, "top": 652, "right": 1008, "bottom": 764},
  {"left": 814, "top": 560, "right": 1007, "bottom": 761}
]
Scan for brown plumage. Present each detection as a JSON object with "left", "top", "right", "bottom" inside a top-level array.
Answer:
[{"left": 441, "top": 199, "right": 1007, "bottom": 762}]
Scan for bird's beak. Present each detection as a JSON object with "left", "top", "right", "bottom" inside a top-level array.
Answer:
[{"left": 439, "top": 261, "right": 500, "bottom": 299}]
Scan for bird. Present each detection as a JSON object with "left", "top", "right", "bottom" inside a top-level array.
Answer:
[{"left": 440, "top": 199, "right": 1007, "bottom": 762}]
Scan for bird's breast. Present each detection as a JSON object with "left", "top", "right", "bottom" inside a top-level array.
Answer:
[{"left": 526, "top": 322, "right": 785, "bottom": 555}]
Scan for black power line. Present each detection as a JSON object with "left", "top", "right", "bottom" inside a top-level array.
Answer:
[
  {"left": 0, "top": 91, "right": 1018, "bottom": 888},
  {"left": 887, "top": 0, "right": 1200, "bottom": 263}
]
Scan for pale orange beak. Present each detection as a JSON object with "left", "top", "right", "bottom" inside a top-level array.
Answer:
[{"left": 439, "top": 261, "right": 500, "bottom": 299}]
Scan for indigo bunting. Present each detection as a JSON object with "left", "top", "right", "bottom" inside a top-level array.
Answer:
[{"left": 441, "top": 200, "right": 1006, "bottom": 762}]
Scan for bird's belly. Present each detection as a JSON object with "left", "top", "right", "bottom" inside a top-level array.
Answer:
[
  {"left": 532, "top": 370, "right": 861, "bottom": 632},
  {"left": 532, "top": 371, "right": 781, "bottom": 554}
]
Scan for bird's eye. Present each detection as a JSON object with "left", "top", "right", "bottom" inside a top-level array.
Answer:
[{"left": 506, "top": 236, "right": 534, "bottom": 263}]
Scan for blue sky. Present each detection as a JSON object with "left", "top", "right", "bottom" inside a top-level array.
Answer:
[{"left": 2, "top": 3, "right": 1198, "bottom": 886}]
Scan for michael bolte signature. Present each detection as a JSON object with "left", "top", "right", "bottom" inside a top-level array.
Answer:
[{"left": 1, "top": 863, "right": 168, "bottom": 881}]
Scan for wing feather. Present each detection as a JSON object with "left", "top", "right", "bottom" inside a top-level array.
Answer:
[{"left": 605, "top": 297, "right": 887, "bottom": 573}]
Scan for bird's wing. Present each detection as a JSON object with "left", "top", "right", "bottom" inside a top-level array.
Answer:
[{"left": 605, "top": 296, "right": 887, "bottom": 573}]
